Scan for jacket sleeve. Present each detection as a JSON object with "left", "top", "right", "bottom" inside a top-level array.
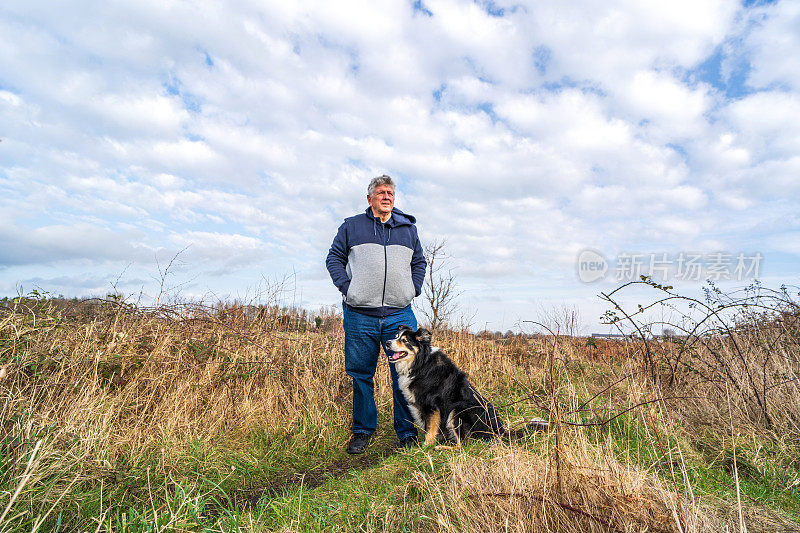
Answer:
[
  {"left": 410, "top": 227, "right": 427, "bottom": 297},
  {"left": 326, "top": 221, "right": 351, "bottom": 296}
]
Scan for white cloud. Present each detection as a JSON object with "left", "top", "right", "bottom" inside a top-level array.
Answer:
[
  {"left": 741, "top": 1, "right": 800, "bottom": 91},
  {"left": 1, "top": 0, "right": 798, "bottom": 330},
  {"left": 523, "top": 1, "right": 737, "bottom": 87},
  {"left": 0, "top": 221, "right": 152, "bottom": 267},
  {"left": 725, "top": 91, "right": 800, "bottom": 158},
  {"left": 619, "top": 70, "right": 712, "bottom": 140},
  {"left": 86, "top": 94, "right": 189, "bottom": 137},
  {"left": 0, "top": 90, "right": 22, "bottom": 107},
  {"left": 167, "top": 230, "right": 270, "bottom": 270},
  {"left": 768, "top": 232, "right": 800, "bottom": 256}
]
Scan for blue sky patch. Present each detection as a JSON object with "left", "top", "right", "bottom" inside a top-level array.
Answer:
[
  {"left": 477, "top": 102, "right": 495, "bottom": 119},
  {"left": 163, "top": 75, "right": 203, "bottom": 113},
  {"left": 540, "top": 77, "right": 606, "bottom": 97},
  {"left": 533, "top": 45, "right": 551, "bottom": 75},
  {"left": 412, "top": 0, "right": 433, "bottom": 17},
  {"left": 685, "top": 45, "right": 753, "bottom": 99},
  {"left": 0, "top": 81, "right": 19, "bottom": 94},
  {"left": 433, "top": 84, "right": 446, "bottom": 102},
  {"left": 743, "top": 0, "right": 777, "bottom": 7},
  {"left": 474, "top": 0, "right": 505, "bottom": 17},
  {"left": 666, "top": 142, "right": 689, "bottom": 160}
]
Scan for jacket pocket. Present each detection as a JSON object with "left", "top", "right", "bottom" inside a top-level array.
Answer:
[
  {"left": 345, "top": 243, "right": 385, "bottom": 308},
  {"left": 383, "top": 245, "right": 415, "bottom": 308},
  {"left": 346, "top": 277, "right": 382, "bottom": 308}
]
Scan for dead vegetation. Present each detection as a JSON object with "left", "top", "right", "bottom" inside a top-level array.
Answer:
[{"left": 0, "top": 285, "right": 798, "bottom": 531}]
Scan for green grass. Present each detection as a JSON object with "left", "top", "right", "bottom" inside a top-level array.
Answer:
[{"left": 686, "top": 433, "right": 800, "bottom": 522}]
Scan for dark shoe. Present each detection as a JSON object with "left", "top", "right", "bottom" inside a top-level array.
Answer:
[
  {"left": 346, "top": 433, "right": 372, "bottom": 454},
  {"left": 398, "top": 435, "right": 419, "bottom": 449}
]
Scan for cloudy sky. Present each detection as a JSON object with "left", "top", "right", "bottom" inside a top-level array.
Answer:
[{"left": 1, "top": 0, "right": 799, "bottom": 332}]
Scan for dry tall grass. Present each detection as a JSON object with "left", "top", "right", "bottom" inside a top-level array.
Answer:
[
  {"left": 600, "top": 280, "right": 800, "bottom": 439},
  {"left": 662, "top": 309, "right": 800, "bottom": 437},
  {"left": 4, "top": 304, "right": 341, "bottom": 452},
  {"left": 418, "top": 443, "right": 687, "bottom": 532},
  {"left": 1, "top": 293, "right": 797, "bottom": 531}
]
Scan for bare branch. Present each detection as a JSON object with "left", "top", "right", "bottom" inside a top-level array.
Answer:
[{"left": 419, "top": 238, "right": 460, "bottom": 332}]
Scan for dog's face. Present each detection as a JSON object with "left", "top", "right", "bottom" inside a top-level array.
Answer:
[{"left": 387, "top": 325, "right": 431, "bottom": 365}]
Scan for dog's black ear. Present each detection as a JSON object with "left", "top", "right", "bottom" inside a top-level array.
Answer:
[{"left": 415, "top": 328, "right": 432, "bottom": 343}]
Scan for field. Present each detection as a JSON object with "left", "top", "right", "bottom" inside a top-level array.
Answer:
[{"left": 1, "top": 285, "right": 799, "bottom": 532}]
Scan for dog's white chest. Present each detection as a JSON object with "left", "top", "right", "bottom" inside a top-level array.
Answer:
[{"left": 396, "top": 366, "right": 422, "bottom": 428}]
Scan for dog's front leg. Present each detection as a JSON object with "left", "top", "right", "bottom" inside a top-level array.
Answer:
[
  {"left": 446, "top": 412, "right": 462, "bottom": 446},
  {"left": 424, "top": 410, "right": 441, "bottom": 446}
]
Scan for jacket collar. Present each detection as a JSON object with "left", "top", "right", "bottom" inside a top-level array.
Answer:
[{"left": 364, "top": 206, "right": 416, "bottom": 226}]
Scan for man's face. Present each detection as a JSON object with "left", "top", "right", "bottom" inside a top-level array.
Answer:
[{"left": 367, "top": 184, "right": 395, "bottom": 219}]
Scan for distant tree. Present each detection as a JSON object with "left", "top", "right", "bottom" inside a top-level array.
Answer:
[{"left": 420, "top": 239, "right": 459, "bottom": 332}]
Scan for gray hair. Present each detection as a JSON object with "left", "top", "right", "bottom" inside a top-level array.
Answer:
[{"left": 367, "top": 175, "right": 395, "bottom": 196}]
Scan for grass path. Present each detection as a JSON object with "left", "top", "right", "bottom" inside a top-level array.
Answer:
[{"left": 208, "top": 435, "right": 398, "bottom": 517}]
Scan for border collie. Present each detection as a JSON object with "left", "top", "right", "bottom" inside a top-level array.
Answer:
[{"left": 388, "top": 326, "right": 545, "bottom": 445}]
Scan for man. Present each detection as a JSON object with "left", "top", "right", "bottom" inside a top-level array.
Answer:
[{"left": 326, "top": 175, "right": 427, "bottom": 454}]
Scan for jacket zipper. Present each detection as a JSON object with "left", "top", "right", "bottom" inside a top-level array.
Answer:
[{"left": 380, "top": 221, "right": 387, "bottom": 310}]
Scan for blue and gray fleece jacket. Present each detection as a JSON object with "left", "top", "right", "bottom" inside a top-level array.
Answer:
[{"left": 326, "top": 207, "right": 427, "bottom": 317}]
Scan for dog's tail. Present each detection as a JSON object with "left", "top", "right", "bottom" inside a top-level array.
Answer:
[{"left": 501, "top": 417, "right": 550, "bottom": 442}]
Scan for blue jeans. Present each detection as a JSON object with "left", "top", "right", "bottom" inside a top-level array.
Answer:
[{"left": 343, "top": 305, "right": 418, "bottom": 439}]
